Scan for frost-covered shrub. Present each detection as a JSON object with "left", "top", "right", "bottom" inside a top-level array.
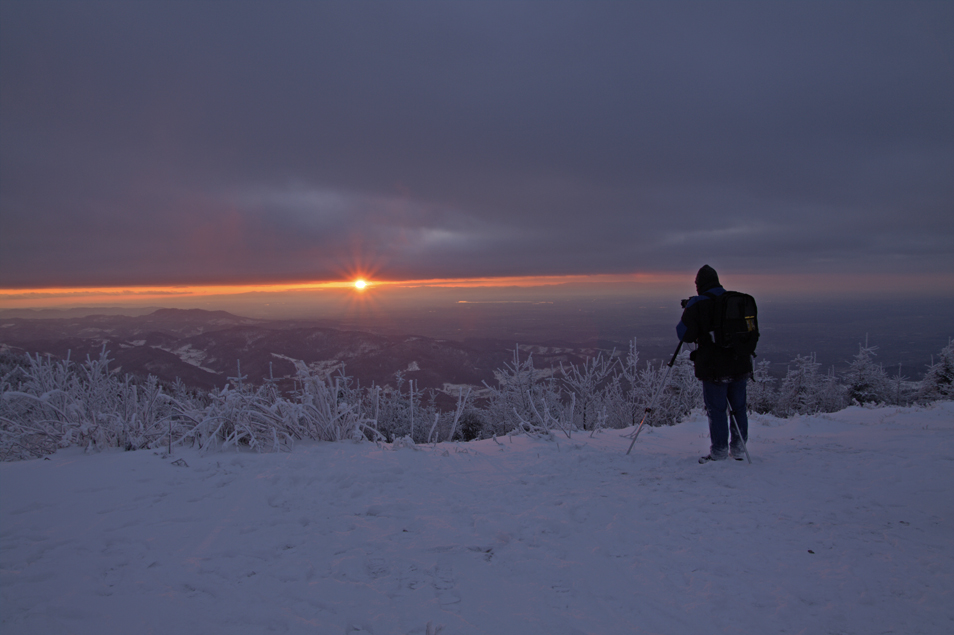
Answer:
[
  {"left": 117, "top": 375, "right": 174, "bottom": 451},
  {"left": 617, "top": 351, "right": 701, "bottom": 428},
  {"left": 561, "top": 352, "right": 617, "bottom": 431},
  {"left": 594, "top": 339, "right": 702, "bottom": 430},
  {"left": 483, "top": 346, "right": 567, "bottom": 437},
  {"left": 602, "top": 338, "right": 645, "bottom": 429},
  {"left": 5, "top": 333, "right": 952, "bottom": 461},
  {"left": 291, "top": 367, "right": 380, "bottom": 444},
  {"left": 0, "top": 353, "right": 72, "bottom": 459},
  {"left": 483, "top": 347, "right": 536, "bottom": 432},
  {"left": 364, "top": 374, "right": 438, "bottom": 443},
  {"left": 0, "top": 352, "right": 28, "bottom": 389},
  {"left": 188, "top": 382, "right": 291, "bottom": 452},
  {"left": 0, "top": 349, "right": 194, "bottom": 460},
  {"left": 182, "top": 365, "right": 383, "bottom": 452},
  {"left": 456, "top": 410, "right": 486, "bottom": 441}
]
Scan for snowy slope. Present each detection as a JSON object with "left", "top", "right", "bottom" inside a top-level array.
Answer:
[{"left": 2, "top": 403, "right": 952, "bottom": 635}]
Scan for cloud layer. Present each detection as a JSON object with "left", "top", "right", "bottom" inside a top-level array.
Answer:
[{"left": 1, "top": 1, "right": 952, "bottom": 287}]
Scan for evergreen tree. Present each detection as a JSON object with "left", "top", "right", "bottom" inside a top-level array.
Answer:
[
  {"left": 844, "top": 343, "right": 891, "bottom": 405},
  {"left": 747, "top": 359, "right": 776, "bottom": 414},
  {"left": 775, "top": 354, "right": 822, "bottom": 416},
  {"left": 817, "top": 366, "right": 847, "bottom": 413},
  {"left": 918, "top": 339, "right": 954, "bottom": 402}
]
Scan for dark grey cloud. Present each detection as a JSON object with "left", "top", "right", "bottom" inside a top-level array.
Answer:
[{"left": 1, "top": 1, "right": 952, "bottom": 287}]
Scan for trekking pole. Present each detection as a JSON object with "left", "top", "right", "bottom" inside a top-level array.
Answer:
[
  {"left": 727, "top": 403, "right": 751, "bottom": 464},
  {"left": 626, "top": 341, "right": 683, "bottom": 455}
]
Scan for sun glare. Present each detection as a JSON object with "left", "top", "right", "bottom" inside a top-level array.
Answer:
[{"left": 354, "top": 279, "right": 367, "bottom": 290}]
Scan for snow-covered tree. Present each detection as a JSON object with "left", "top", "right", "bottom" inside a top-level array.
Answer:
[
  {"left": 843, "top": 343, "right": 891, "bottom": 405},
  {"left": 775, "top": 354, "right": 822, "bottom": 416},
  {"left": 918, "top": 339, "right": 954, "bottom": 402},
  {"left": 665, "top": 351, "right": 703, "bottom": 424},
  {"left": 747, "top": 359, "right": 776, "bottom": 414},
  {"left": 817, "top": 366, "right": 847, "bottom": 413}
]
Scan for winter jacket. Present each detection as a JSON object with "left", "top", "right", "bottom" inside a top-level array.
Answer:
[{"left": 676, "top": 286, "right": 754, "bottom": 382}]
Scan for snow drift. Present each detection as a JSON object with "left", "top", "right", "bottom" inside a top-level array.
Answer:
[{"left": 2, "top": 403, "right": 952, "bottom": 634}]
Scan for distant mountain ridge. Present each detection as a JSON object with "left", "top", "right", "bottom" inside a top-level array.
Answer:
[
  {"left": 0, "top": 306, "right": 164, "bottom": 319},
  {"left": 0, "top": 308, "right": 608, "bottom": 397}
]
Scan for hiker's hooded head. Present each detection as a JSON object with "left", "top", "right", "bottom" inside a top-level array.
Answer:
[{"left": 695, "top": 265, "right": 720, "bottom": 295}]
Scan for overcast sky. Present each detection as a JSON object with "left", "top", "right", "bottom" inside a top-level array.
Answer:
[{"left": 1, "top": 1, "right": 952, "bottom": 292}]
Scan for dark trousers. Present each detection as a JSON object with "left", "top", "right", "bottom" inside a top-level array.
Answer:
[{"left": 702, "top": 378, "right": 748, "bottom": 457}]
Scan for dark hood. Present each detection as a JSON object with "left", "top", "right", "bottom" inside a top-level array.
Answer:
[{"left": 695, "top": 264, "right": 720, "bottom": 295}]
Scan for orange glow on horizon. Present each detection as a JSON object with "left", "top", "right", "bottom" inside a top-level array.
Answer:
[
  {"left": 0, "top": 272, "right": 681, "bottom": 307},
  {"left": 3, "top": 271, "right": 949, "bottom": 311}
]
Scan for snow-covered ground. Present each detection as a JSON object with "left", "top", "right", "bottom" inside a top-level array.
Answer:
[{"left": 2, "top": 403, "right": 952, "bottom": 635}]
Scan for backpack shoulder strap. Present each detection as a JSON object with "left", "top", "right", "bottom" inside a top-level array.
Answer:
[{"left": 700, "top": 291, "right": 724, "bottom": 341}]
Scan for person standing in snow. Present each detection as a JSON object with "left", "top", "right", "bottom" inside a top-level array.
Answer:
[{"left": 677, "top": 265, "right": 752, "bottom": 462}]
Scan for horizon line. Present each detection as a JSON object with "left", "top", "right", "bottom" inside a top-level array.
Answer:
[
  {"left": 1, "top": 271, "right": 952, "bottom": 310},
  {"left": 0, "top": 273, "right": 683, "bottom": 306}
]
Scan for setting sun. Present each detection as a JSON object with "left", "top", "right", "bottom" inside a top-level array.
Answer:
[{"left": 354, "top": 279, "right": 367, "bottom": 290}]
